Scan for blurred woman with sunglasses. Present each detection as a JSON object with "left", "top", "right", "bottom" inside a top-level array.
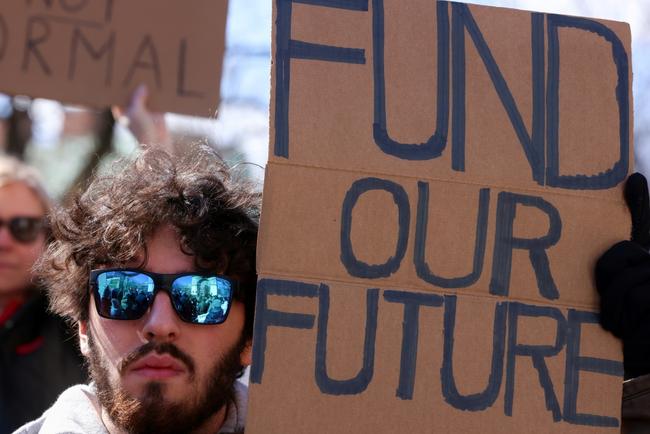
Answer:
[{"left": 0, "top": 155, "right": 87, "bottom": 434}]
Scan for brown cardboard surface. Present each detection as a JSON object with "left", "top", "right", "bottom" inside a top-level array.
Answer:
[
  {"left": 269, "top": 1, "right": 631, "bottom": 199},
  {"left": 249, "top": 281, "right": 623, "bottom": 433},
  {"left": 257, "top": 163, "right": 628, "bottom": 310},
  {"left": 0, "top": 0, "right": 227, "bottom": 116},
  {"left": 251, "top": 0, "right": 632, "bottom": 432}
]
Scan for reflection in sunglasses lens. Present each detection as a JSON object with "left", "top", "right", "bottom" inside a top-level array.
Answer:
[
  {"left": 96, "top": 272, "right": 154, "bottom": 320},
  {"left": 172, "top": 276, "right": 231, "bottom": 324},
  {"left": 94, "top": 271, "right": 233, "bottom": 325}
]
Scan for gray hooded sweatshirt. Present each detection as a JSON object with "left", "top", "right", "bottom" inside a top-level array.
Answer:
[{"left": 13, "top": 382, "right": 247, "bottom": 434}]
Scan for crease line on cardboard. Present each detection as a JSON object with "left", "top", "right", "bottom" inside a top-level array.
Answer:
[
  {"left": 265, "top": 160, "right": 628, "bottom": 204},
  {"left": 256, "top": 270, "right": 600, "bottom": 312}
]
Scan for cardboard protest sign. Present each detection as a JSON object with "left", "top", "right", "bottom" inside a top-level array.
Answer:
[
  {"left": 250, "top": 1, "right": 632, "bottom": 432},
  {"left": 0, "top": 0, "right": 227, "bottom": 116}
]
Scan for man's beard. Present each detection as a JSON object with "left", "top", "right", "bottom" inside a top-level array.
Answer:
[{"left": 86, "top": 329, "right": 246, "bottom": 434}]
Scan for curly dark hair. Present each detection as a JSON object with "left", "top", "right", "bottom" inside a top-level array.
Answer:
[{"left": 38, "top": 146, "right": 260, "bottom": 341}]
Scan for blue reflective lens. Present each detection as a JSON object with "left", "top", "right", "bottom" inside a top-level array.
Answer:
[
  {"left": 91, "top": 269, "right": 236, "bottom": 325},
  {"left": 95, "top": 270, "right": 154, "bottom": 320},
  {"left": 171, "top": 276, "right": 233, "bottom": 324}
]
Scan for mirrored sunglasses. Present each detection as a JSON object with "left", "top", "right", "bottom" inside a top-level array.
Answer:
[
  {"left": 89, "top": 268, "right": 239, "bottom": 325},
  {"left": 0, "top": 216, "right": 45, "bottom": 243}
]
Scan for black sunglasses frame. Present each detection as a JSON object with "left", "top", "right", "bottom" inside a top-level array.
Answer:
[
  {"left": 89, "top": 268, "right": 240, "bottom": 325},
  {"left": 0, "top": 216, "right": 46, "bottom": 243}
]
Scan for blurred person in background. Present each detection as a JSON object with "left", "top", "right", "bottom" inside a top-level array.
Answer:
[{"left": 0, "top": 156, "right": 86, "bottom": 434}]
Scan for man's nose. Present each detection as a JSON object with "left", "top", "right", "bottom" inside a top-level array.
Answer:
[{"left": 141, "top": 292, "right": 182, "bottom": 342}]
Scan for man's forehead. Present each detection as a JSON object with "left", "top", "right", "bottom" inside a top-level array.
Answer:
[{"left": 124, "top": 225, "right": 197, "bottom": 274}]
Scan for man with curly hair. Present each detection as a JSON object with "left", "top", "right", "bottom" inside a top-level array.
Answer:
[{"left": 16, "top": 147, "right": 260, "bottom": 434}]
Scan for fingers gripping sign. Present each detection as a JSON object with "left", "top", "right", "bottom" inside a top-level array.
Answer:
[{"left": 625, "top": 173, "right": 650, "bottom": 248}]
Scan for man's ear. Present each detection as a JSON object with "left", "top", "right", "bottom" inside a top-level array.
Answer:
[
  {"left": 78, "top": 321, "right": 90, "bottom": 356},
  {"left": 240, "top": 339, "right": 252, "bottom": 367}
]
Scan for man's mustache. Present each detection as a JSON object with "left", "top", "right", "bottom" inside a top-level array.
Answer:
[{"left": 118, "top": 342, "right": 196, "bottom": 379}]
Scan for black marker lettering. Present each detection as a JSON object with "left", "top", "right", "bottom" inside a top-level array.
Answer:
[
  {"left": 441, "top": 295, "right": 507, "bottom": 411},
  {"left": 122, "top": 34, "right": 162, "bottom": 89},
  {"left": 176, "top": 39, "right": 204, "bottom": 98},
  {"left": 250, "top": 279, "right": 318, "bottom": 384},
  {"left": 546, "top": 15, "right": 629, "bottom": 190},
  {"left": 563, "top": 310, "right": 623, "bottom": 427},
  {"left": 383, "top": 290, "right": 443, "bottom": 400},
  {"left": 315, "top": 286, "right": 379, "bottom": 395},
  {"left": 59, "top": 0, "right": 89, "bottom": 13},
  {"left": 505, "top": 303, "right": 566, "bottom": 421},
  {"left": 451, "top": 4, "right": 545, "bottom": 183},
  {"left": 274, "top": 0, "right": 368, "bottom": 158},
  {"left": 0, "top": 15, "right": 8, "bottom": 62},
  {"left": 340, "top": 177, "right": 410, "bottom": 279},
  {"left": 22, "top": 16, "right": 52, "bottom": 75},
  {"left": 414, "top": 182, "right": 489, "bottom": 288},
  {"left": 25, "top": 0, "right": 55, "bottom": 8},
  {"left": 104, "top": 0, "right": 114, "bottom": 23},
  {"left": 69, "top": 27, "right": 115, "bottom": 85},
  {"left": 372, "top": 0, "right": 449, "bottom": 160},
  {"left": 490, "top": 192, "right": 561, "bottom": 300}
]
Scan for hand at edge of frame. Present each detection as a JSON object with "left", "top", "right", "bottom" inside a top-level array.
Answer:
[{"left": 596, "top": 173, "right": 650, "bottom": 379}]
